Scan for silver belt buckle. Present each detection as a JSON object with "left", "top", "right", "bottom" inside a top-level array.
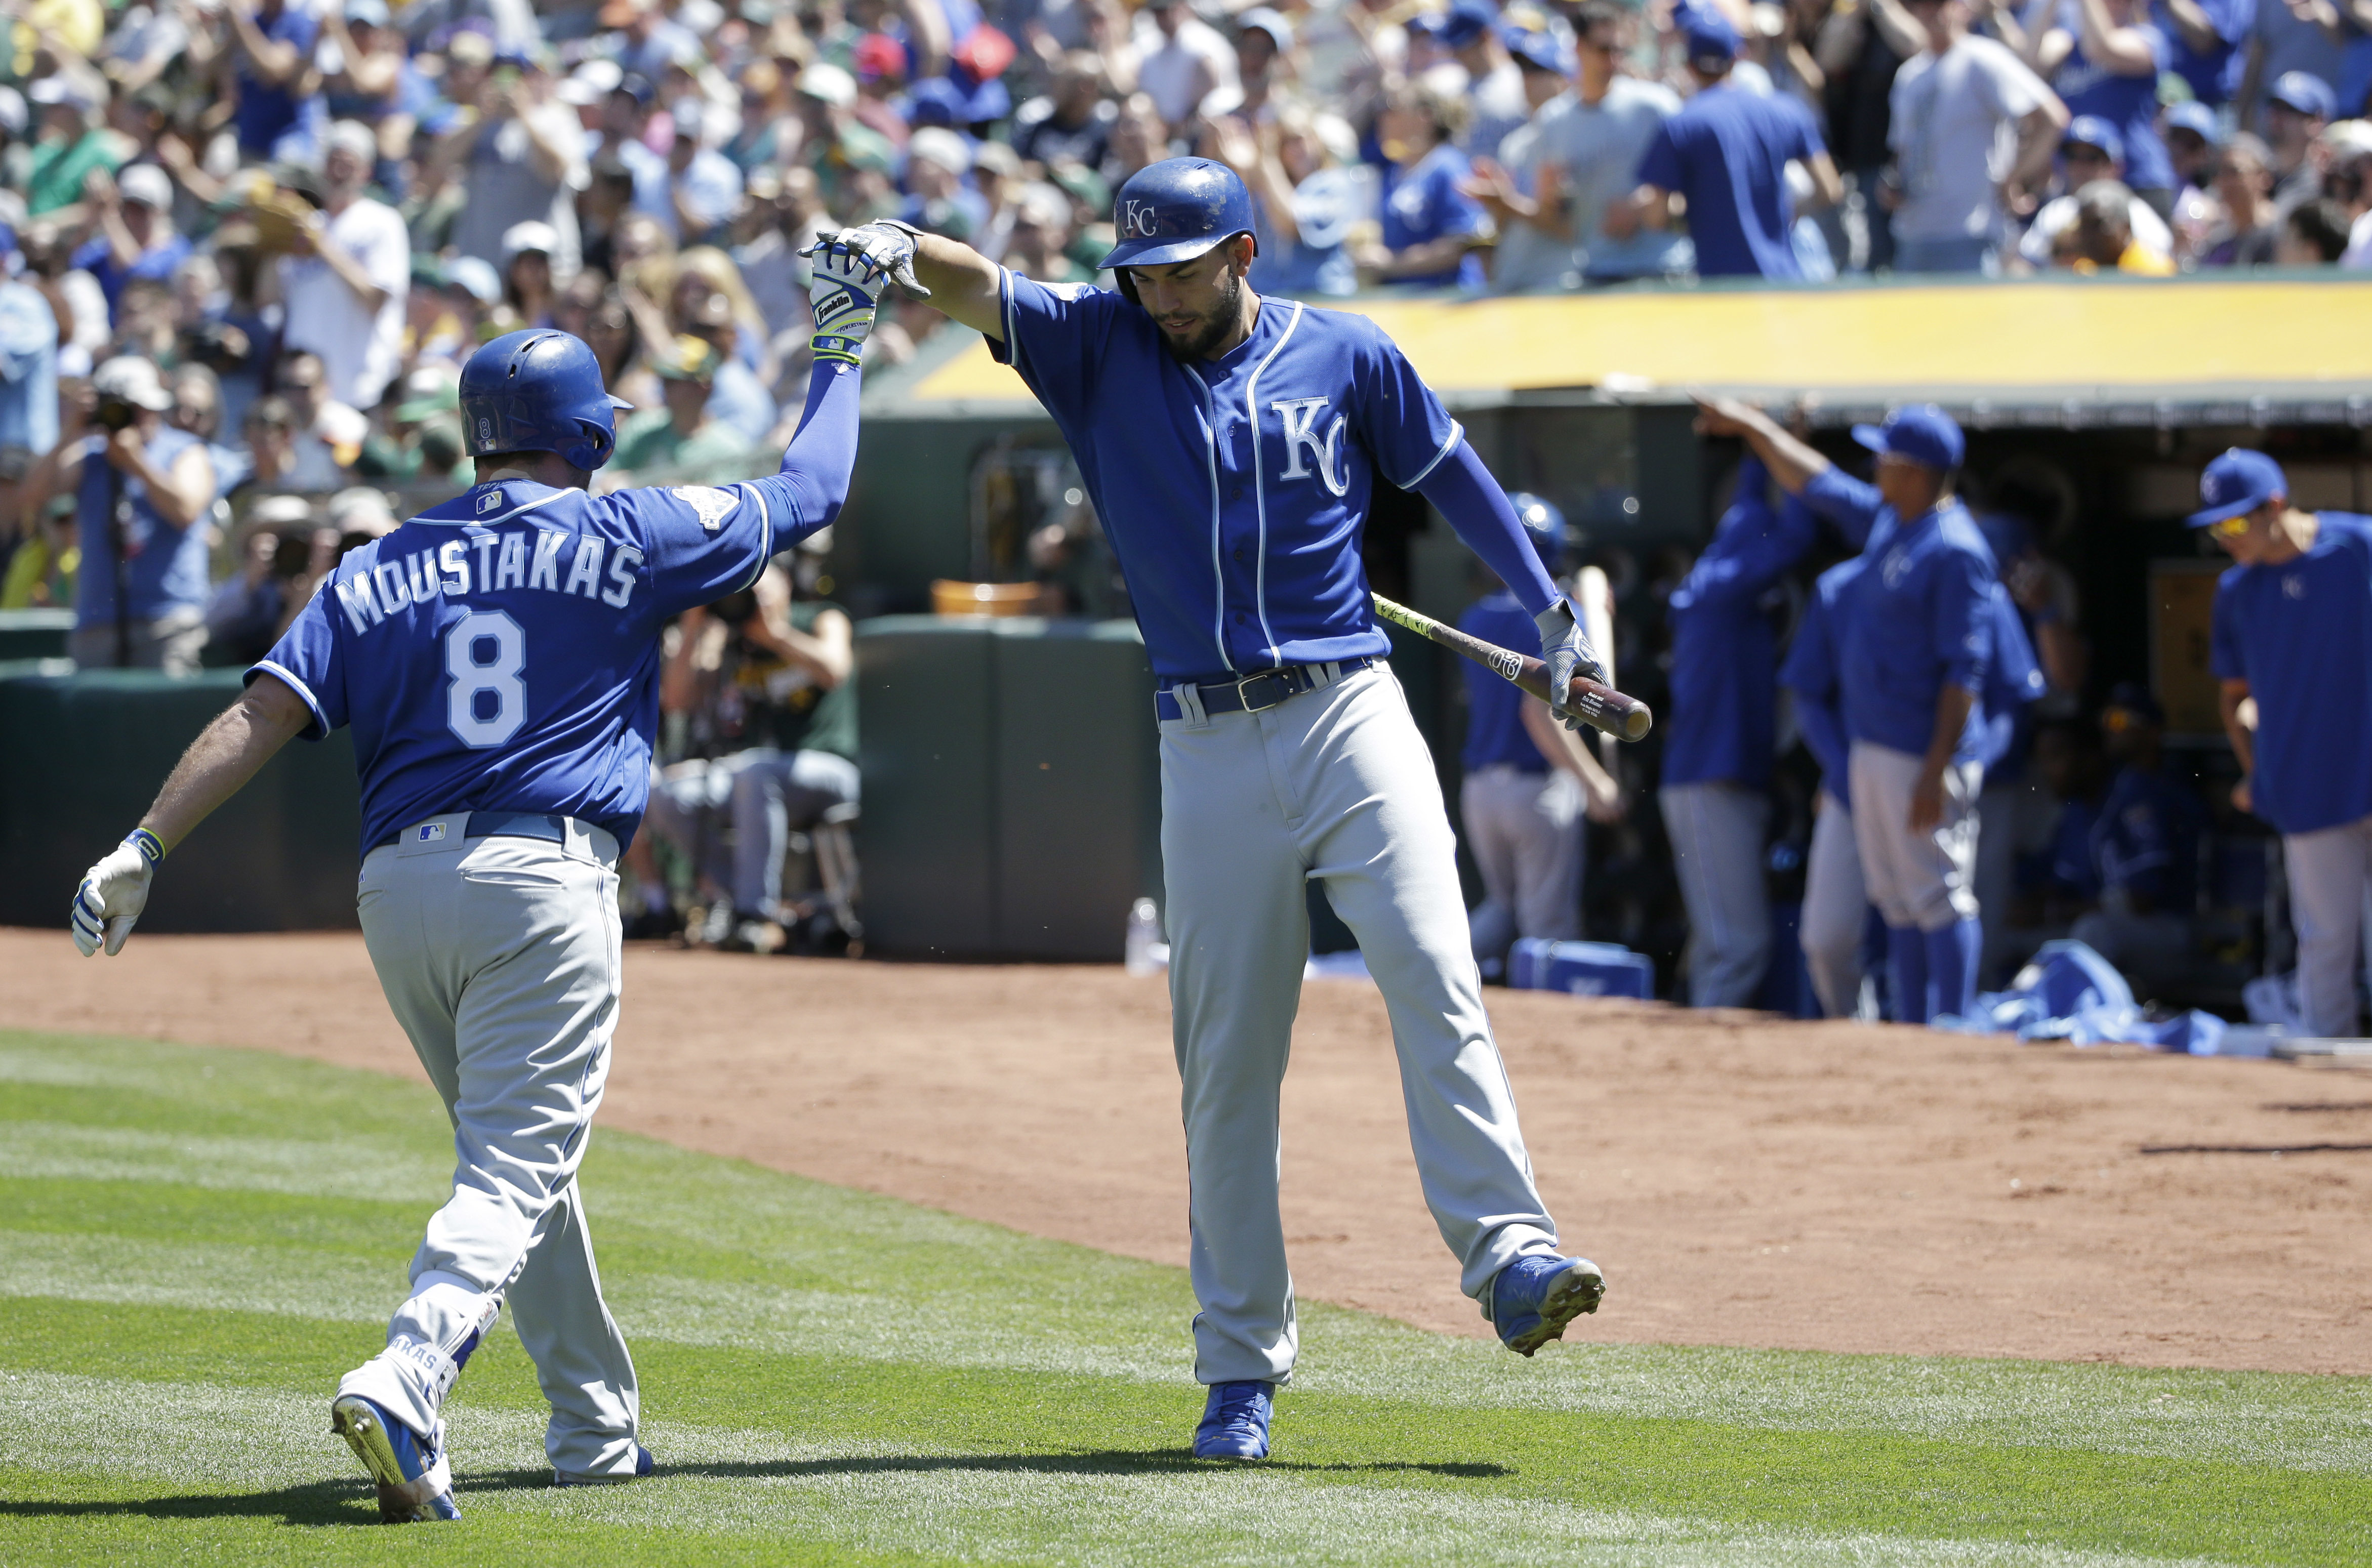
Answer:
[{"left": 1235, "top": 669, "right": 1291, "bottom": 713}]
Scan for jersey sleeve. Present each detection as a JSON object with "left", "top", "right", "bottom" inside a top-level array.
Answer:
[
  {"left": 1352, "top": 324, "right": 1462, "bottom": 489},
  {"left": 2209, "top": 571, "right": 2247, "bottom": 681},
  {"left": 248, "top": 577, "right": 348, "bottom": 740},
  {"left": 1798, "top": 464, "right": 1886, "bottom": 550},
  {"left": 1932, "top": 545, "right": 1994, "bottom": 693},
  {"left": 985, "top": 270, "right": 1124, "bottom": 425},
  {"left": 628, "top": 480, "right": 779, "bottom": 618}
]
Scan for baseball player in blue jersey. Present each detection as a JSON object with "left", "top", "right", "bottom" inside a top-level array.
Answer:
[
  {"left": 1458, "top": 494, "right": 1623, "bottom": 977},
  {"left": 1785, "top": 560, "right": 2044, "bottom": 1019},
  {"left": 2195, "top": 448, "right": 2372, "bottom": 1038},
  {"left": 1658, "top": 455, "right": 1819, "bottom": 1007},
  {"left": 1696, "top": 398, "right": 1999, "bottom": 1023},
  {"left": 816, "top": 158, "right": 1607, "bottom": 1460},
  {"left": 66, "top": 249, "right": 887, "bottom": 1518}
]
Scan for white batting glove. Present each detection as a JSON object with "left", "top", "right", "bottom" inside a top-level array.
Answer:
[
  {"left": 71, "top": 829, "right": 164, "bottom": 957},
  {"left": 1535, "top": 599, "right": 1610, "bottom": 732},
  {"left": 802, "top": 233, "right": 889, "bottom": 366},
  {"left": 801, "top": 219, "right": 930, "bottom": 299}
]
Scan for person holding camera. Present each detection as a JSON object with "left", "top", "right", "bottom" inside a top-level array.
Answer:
[{"left": 22, "top": 356, "right": 220, "bottom": 674}]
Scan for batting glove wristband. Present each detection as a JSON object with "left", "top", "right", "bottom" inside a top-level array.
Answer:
[
  {"left": 71, "top": 827, "right": 163, "bottom": 957},
  {"left": 1535, "top": 599, "right": 1610, "bottom": 732}
]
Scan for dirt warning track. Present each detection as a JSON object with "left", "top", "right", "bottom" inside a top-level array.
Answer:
[{"left": 5, "top": 928, "right": 2365, "bottom": 1374}]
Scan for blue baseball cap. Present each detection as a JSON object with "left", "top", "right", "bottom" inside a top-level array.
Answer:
[
  {"left": 2186, "top": 448, "right": 2288, "bottom": 527},
  {"left": 2063, "top": 114, "right": 2124, "bottom": 164},
  {"left": 1682, "top": 8, "right": 1738, "bottom": 66},
  {"left": 2164, "top": 100, "right": 2220, "bottom": 144},
  {"left": 1439, "top": 0, "right": 1500, "bottom": 50},
  {"left": 1504, "top": 26, "right": 1571, "bottom": 74},
  {"left": 2269, "top": 70, "right": 2336, "bottom": 119},
  {"left": 1852, "top": 404, "right": 1964, "bottom": 473}
]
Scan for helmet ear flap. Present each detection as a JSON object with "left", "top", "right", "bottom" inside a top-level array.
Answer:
[{"left": 1115, "top": 267, "right": 1140, "bottom": 307}]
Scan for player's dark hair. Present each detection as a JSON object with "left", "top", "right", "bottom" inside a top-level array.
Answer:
[
  {"left": 473, "top": 452, "right": 595, "bottom": 490},
  {"left": 2287, "top": 198, "right": 2350, "bottom": 262}
]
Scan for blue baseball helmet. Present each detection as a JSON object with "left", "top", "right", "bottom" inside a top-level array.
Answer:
[
  {"left": 459, "top": 329, "right": 634, "bottom": 474},
  {"left": 1101, "top": 157, "right": 1256, "bottom": 281},
  {"left": 1507, "top": 492, "right": 1566, "bottom": 571}
]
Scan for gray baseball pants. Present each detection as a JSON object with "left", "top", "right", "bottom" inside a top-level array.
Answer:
[
  {"left": 2282, "top": 813, "right": 2372, "bottom": 1037},
  {"left": 1800, "top": 790, "right": 1868, "bottom": 1020},
  {"left": 1461, "top": 763, "right": 1585, "bottom": 969},
  {"left": 1849, "top": 742, "right": 1982, "bottom": 931},
  {"left": 340, "top": 816, "right": 642, "bottom": 1479},
  {"left": 1659, "top": 780, "right": 1772, "bottom": 1007},
  {"left": 1159, "top": 664, "right": 1562, "bottom": 1386}
]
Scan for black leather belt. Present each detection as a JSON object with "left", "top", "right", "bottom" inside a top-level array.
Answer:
[
  {"left": 1154, "top": 657, "right": 1378, "bottom": 723},
  {"left": 373, "top": 810, "right": 576, "bottom": 851}
]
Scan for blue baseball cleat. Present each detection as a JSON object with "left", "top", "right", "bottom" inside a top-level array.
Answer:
[
  {"left": 1488, "top": 1254, "right": 1606, "bottom": 1356},
  {"left": 555, "top": 1443, "right": 656, "bottom": 1487},
  {"left": 331, "top": 1394, "right": 460, "bottom": 1522},
  {"left": 1194, "top": 1380, "right": 1275, "bottom": 1460}
]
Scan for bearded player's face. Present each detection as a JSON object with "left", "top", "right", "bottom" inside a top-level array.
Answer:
[{"left": 1128, "top": 238, "right": 1254, "bottom": 361}]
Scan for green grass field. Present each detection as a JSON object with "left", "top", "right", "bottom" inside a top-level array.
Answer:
[{"left": 3, "top": 1028, "right": 2368, "bottom": 1567}]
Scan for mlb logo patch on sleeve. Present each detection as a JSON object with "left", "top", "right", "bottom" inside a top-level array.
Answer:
[{"left": 671, "top": 486, "right": 740, "bottom": 532}]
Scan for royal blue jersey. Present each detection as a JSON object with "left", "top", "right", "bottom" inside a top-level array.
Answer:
[
  {"left": 2158, "top": 0, "right": 2252, "bottom": 105},
  {"left": 1836, "top": 501, "right": 1994, "bottom": 759},
  {"left": 253, "top": 473, "right": 812, "bottom": 857},
  {"left": 2210, "top": 512, "right": 2372, "bottom": 835},
  {"left": 1633, "top": 82, "right": 1823, "bottom": 279},
  {"left": 2053, "top": 26, "right": 2175, "bottom": 191},
  {"left": 1460, "top": 591, "right": 1550, "bottom": 772},
  {"left": 2093, "top": 763, "right": 2208, "bottom": 908},
  {"left": 1663, "top": 458, "right": 1818, "bottom": 789},
  {"left": 989, "top": 273, "right": 1471, "bottom": 681},
  {"left": 1379, "top": 143, "right": 1488, "bottom": 290},
  {"left": 1782, "top": 555, "right": 1856, "bottom": 804},
  {"left": 1975, "top": 584, "right": 2046, "bottom": 771}
]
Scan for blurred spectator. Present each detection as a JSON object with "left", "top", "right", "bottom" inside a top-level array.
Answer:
[
  {"left": 1014, "top": 50, "right": 1120, "bottom": 170},
  {"left": 609, "top": 334, "right": 749, "bottom": 475},
  {"left": 2054, "top": 177, "right": 2178, "bottom": 269},
  {"left": 71, "top": 163, "right": 190, "bottom": 319},
  {"left": 1220, "top": 109, "right": 1362, "bottom": 296},
  {"left": 2017, "top": 116, "right": 2177, "bottom": 264},
  {"left": 2264, "top": 69, "right": 2335, "bottom": 211},
  {"left": 439, "top": 47, "right": 588, "bottom": 278},
  {"left": 500, "top": 221, "right": 561, "bottom": 328},
  {"left": 1354, "top": 76, "right": 1489, "bottom": 288},
  {"left": 227, "top": 394, "right": 302, "bottom": 498},
  {"left": 1003, "top": 179, "right": 1096, "bottom": 281},
  {"left": 224, "top": 0, "right": 328, "bottom": 166},
  {"left": 2069, "top": 684, "right": 2208, "bottom": 997},
  {"left": 0, "top": 245, "right": 59, "bottom": 457},
  {"left": 1888, "top": 0, "right": 2067, "bottom": 273},
  {"left": 967, "top": 141, "right": 1026, "bottom": 260},
  {"left": 1133, "top": 0, "right": 1237, "bottom": 128},
  {"left": 662, "top": 98, "right": 744, "bottom": 244},
  {"left": 1221, "top": 7, "right": 1294, "bottom": 127},
  {"left": 354, "top": 367, "right": 468, "bottom": 483},
  {"left": 167, "top": 363, "right": 241, "bottom": 488},
  {"left": 317, "top": 0, "right": 414, "bottom": 158},
  {"left": 2164, "top": 99, "right": 2226, "bottom": 260},
  {"left": 22, "top": 220, "right": 110, "bottom": 369},
  {"left": 900, "top": 125, "right": 988, "bottom": 238},
  {"left": 2026, "top": 0, "right": 2175, "bottom": 216},
  {"left": 1615, "top": 11, "right": 1843, "bottom": 279},
  {"left": 27, "top": 77, "right": 118, "bottom": 218},
  {"left": 2199, "top": 131, "right": 2285, "bottom": 262},
  {"left": 2329, "top": 119, "right": 2372, "bottom": 261},
  {"left": 273, "top": 348, "right": 366, "bottom": 486},
  {"left": 2238, "top": 4, "right": 2344, "bottom": 134},
  {"left": 2278, "top": 192, "right": 2353, "bottom": 258},
  {"left": 26, "top": 355, "right": 218, "bottom": 673},
  {"left": 205, "top": 492, "right": 315, "bottom": 664},
  {"left": 275, "top": 121, "right": 408, "bottom": 411},
  {"left": 673, "top": 279, "right": 775, "bottom": 442},
  {"left": 1462, "top": 27, "right": 1590, "bottom": 293},
  {"left": 1442, "top": 0, "right": 1529, "bottom": 161},
  {"left": 735, "top": 167, "right": 828, "bottom": 345},
  {"left": 1531, "top": 4, "right": 1688, "bottom": 285}
]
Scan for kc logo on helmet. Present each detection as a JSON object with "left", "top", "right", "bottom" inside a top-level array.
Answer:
[{"left": 1122, "top": 199, "right": 1164, "bottom": 237}]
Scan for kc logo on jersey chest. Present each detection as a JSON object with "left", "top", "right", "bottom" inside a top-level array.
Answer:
[{"left": 1272, "top": 397, "right": 1349, "bottom": 497}]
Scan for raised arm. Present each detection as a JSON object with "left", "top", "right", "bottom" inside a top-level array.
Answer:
[
  {"left": 1691, "top": 395, "right": 1834, "bottom": 497},
  {"left": 817, "top": 222, "right": 1006, "bottom": 339}
]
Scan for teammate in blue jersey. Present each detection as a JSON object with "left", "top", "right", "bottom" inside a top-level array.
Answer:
[
  {"left": 1458, "top": 494, "right": 1623, "bottom": 978},
  {"left": 2196, "top": 448, "right": 2372, "bottom": 1038},
  {"left": 1786, "top": 558, "right": 2043, "bottom": 1020},
  {"left": 1660, "top": 455, "right": 1819, "bottom": 1007},
  {"left": 1696, "top": 397, "right": 2000, "bottom": 1022},
  {"left": 66, "top": 249, "right": 886, "bottom": 1518},
  {"left": 815, "top": 158, "right": 1609, "bottom": 1460}
]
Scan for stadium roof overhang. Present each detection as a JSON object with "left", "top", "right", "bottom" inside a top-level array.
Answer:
[{"left": 876, "top": 272, "right": 2372, "bottom": 430}]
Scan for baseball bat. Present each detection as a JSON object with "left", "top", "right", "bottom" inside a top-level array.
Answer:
[{"left": 1370, "top": 591, "right": 1654, "bottom": 742}]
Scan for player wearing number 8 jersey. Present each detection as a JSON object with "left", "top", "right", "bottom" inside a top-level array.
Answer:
[{"left": 65, "top": 246, "right": 886, "bottom": 1517}]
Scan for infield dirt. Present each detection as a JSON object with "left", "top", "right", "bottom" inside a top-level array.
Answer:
[{"left": 5, "top": 928, "right": 2366, "bottom": 1375}]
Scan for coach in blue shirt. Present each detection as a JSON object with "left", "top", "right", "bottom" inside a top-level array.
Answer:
[
  {"left": 1660, "top": 455, "right": 1818, "bottom": 1006},
  {"left": 1696, "top": 397, "right": 1997, "bottom": 1021},
  {"left": 2198, "top": 448, "right": 2372, "bottom": 1038},
  {"left": 1609, "top": 12, "right": 1842, "bottom": 279}
]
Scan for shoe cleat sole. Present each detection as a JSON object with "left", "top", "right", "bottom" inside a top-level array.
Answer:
[
  {"left": 331, "top": 1396, "right": 460, "bottom": 1523},
  {"left": 1504, "top": 1258, "right": 1607, "bottom": 1356}
]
